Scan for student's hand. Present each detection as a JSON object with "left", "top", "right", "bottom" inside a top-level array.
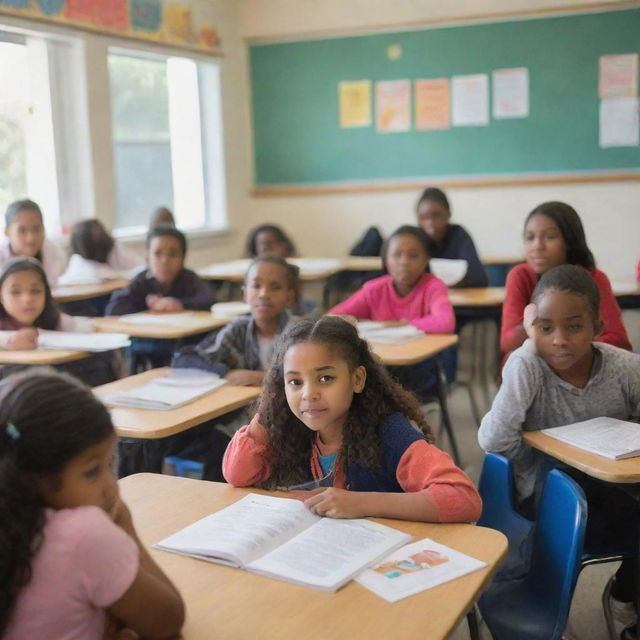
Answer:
[
  {"left": 146, "top": 296, "right": 184, "bottom": 313},
  {"left": 303, "top": 487, "right": 366, "bottom": 519},
  {"left": 225, "top": 369, "right": 264, "bottom": 386},
  {"left": 6, "top": 328, "right": 38, "bottom": 350},
  {"left": 523, "top": 303, "right": 538, "bottom": 340},
  {"left": 109, "top": 497, "right": 136, "bottom": 537}
]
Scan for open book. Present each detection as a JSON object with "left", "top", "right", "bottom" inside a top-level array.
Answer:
[
  {"left": 38, "top": 330, "right": 130, "bottom": 352},
  {"left": 356, "top": 538, "right": 486, "bottom": 602},
  {"left": 357, "top": 321, "right": 424, "bottom": 345},
  {"left": 155, "top": 493, "right": 412, "bottom": 592},
  {"left": 543, "top": 417, "right": 640, "bottom": 460},
  {"left": 105, "top": 372, "right": 227, "bottom": 410},
  {"left": 118, "top": 312, "right": 209, "bottom": 327}
]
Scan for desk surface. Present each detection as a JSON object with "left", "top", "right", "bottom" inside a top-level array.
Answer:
[
  {"left": 119, "top": 474, "right": 507, "bottom": 640},
  {"left": 612, "top": 281, "right": 640, "bottom": 296},
  {"left": 199, "top": 257, "right": 347, "bottom": 282},
  {"left": 52, "top": 279, "right": 129, "bottom": 303},
  {"left": 448, "top": 287, "right": 505, "bottom": 307},
  {"left": 94, "top": 312, "right": 229, "bottom": 339},
  {"left": 524, "top": 430, "right": 640, "bottom": 484},
  {"left": 0, "top": 349, "right": 89, "bottom": 365},
  {"left": 94, "top": 368, "right": 260, "bottom": 439},
  {"left": 370, "top": 334, "right": 458, "bottom": 366}
]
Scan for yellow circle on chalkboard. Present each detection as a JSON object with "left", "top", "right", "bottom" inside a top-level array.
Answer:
[{"left": 387, "top": 44, "right": 402, "bottom": 60}]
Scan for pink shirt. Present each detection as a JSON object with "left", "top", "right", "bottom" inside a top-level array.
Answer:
[
  {"left": 328, "top": 273, "right": 455, "bottom": 334},
  {"left": 5, "top": 506, "right": 139, "bottom": 640}
]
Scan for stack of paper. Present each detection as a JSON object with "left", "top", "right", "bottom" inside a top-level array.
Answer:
[
  {"left": 211, "top": 302, "right": 251, "bottom": 317},
  {"left": 357, "top": 321, "right": 424, "bottom": 345},
  {"left": 119, "top": 312, "right": 207, "bottom": 327},
  {"left": 543, "top": 417, "right": 640, "bottom": 460},
  {"left": 38, "top": 330, "right": 130, "bottom": 352},
  {"left": 106, "top": 375, "right": 227, "bottom": 410}
]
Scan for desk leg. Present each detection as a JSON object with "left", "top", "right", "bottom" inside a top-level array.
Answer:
[{"left": 435, "top": 357, "right": 461, "bottom": 466}]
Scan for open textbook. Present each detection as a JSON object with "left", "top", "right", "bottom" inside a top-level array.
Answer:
[
  {"left": 356, "top": 538, "right": 486, "bottom": 602},
  {"left": 543, "top": 417, "right": 640, "bottom": 460},
  {"left": 118, "top": 312, "right": 209, "bottom": 327},
  {"left": 155, "top": 493, "right": 412, "bottom": 592},
  {"left": 357, "top": 321, "right": 424, "bottom": 345},
  {"left": 37, "top": 330, "right": 130, "bottom": 352},
  {"left": 105, "top": 370, "right": 226, "bottom": 410}
]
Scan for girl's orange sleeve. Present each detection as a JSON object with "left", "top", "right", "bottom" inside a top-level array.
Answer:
[{"left": 222, "top": 414, "right": 272, "bottom": 487}]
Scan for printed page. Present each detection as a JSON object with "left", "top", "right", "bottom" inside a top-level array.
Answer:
[
  {"left": 37, "top": 330, "right": 130, "bottom": 352},
  {"left": 544, "top": 417, "right": 640, "bottom": 459},
  {"left": 119, "top": 312, "right": 207, "bottom": 327},
  {"left": 155, "top": 494, "right": 319, "bottom": 567},
  {"left": 153, "top": 368, "right": 223, "bottom": 387},
  {"left": 356, "top": 538, "right": 486, "bottom": 602},
  {"left": 248, "top": 517, "right": 412, "bottom": 591},
  {"left": 357, "top": 322, "right": 424, "bottom": 345}
]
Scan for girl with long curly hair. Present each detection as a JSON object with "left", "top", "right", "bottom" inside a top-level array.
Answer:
[
  {"left": 0, "top": 369, "right": 184, "bottom": 639},
  {"left": 223, "top": 316, "right": 480, "bottom": 523}
]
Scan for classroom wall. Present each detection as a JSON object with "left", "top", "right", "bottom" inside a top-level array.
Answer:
[{"left": 232, "top": 0, "right": 640, "bottom": 281}]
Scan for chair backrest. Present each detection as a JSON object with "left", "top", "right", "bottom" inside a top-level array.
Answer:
[
  {"left": 477, "top": 452, "right": 533, "bottom": 545},
  {"left": 525, "top": 469, "right": 587, "bottom": 639}
]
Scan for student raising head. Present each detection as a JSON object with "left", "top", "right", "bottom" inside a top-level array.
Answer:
[
  {"left": 245, "top": 224, "right": 296, "bottom": 259},
  {"left": 501, "top": 201, "right": 630, "bottom": 362},
  {"left": 0, "top": 199, "right": 66, "bottom": 287},
  {"left": 58, "top": 219, "right": 142, "bottom": 285},
  {"left": 0, "top": 369, "right": 184, "bottom": 639},
  {"left": 105, "top": 224, "right": 214, "bottom": 315},
  {"left": 223, "top": 316, "right": 480, "bottom": 522},
  {"left": 479, "top": 264, "right": 640, "bottom": 614},
  {"left": 416, "top": 187, "right": 488, "bottom": 288},
  {"left": 173, "top": 254, "right": 300, "bottom": 387},
  {"left": 0, "top": 258, "right": 92, "bottom": 350}
]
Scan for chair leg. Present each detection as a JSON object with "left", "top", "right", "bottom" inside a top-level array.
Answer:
[
  {"left": 602, "top": 575, "right": 619, "bottom": 640},
  {"left": 466, "top": 606, "right": 481, "bottom": 640},
  {"left": 435, "top": 358, "right": 461, "bottom": 466}
]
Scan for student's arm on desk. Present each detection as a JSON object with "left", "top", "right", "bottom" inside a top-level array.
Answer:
[
  {"left": 411, "top": 278, "right": 455, "bottom": 333},
  {"left": 222, "top": 416, "right": 272, "bottom": 487},
  {"left": 304, "top": 442, "right": 481, "bottom": 523},
  {"left": 327, "top": 286, "right": 373, "bottom": 319},
  {"left": 180, "top": 271, "right": 216, "bottom": 311},
  {"left": 478, "top": 348, "right": 538, "bottom": 461},
  {"left": 172, "top": 321, "right": 238, "bottom": 375},
  {"left": 0, "top": 328, "right": 38, "bottom": 350}
]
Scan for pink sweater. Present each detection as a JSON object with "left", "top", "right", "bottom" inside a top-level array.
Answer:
[{"left": 328, "top": 273, "right": 455, "bottom": 334}]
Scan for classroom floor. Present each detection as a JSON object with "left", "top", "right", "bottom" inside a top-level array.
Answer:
[{"left": 444, "top": 320, "right": 617, "bottom": 640}]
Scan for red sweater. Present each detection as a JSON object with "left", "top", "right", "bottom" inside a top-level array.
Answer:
[{"left": 500, "top": 263, "right": 631, "bottom": 360}]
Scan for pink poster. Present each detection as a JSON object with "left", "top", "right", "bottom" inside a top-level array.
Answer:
[{"left": 415, "top": 78, "right": 450, "bottom": 130}]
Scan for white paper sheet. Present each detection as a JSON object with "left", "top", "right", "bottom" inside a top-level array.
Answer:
[
  {"left": 599, "top": 97, "right": 639, "bottom": 147},
  {"left": 37, "top": 330, "right": 130, "bottom": 352},
  {"left": 492, "top": 68, "right": 529, "bottom": 119},
  {"left": 357, "top": 322, "right": 424, "bottom": 345},
  {"left": 119, "top": 312, "right": 209, "bottom": 327},
  {"left": 452, "top": 74, "right": 489, "bottom": 126}
]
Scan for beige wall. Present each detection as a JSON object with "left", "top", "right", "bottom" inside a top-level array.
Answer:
[{"left": 230, "top": 0, "right": 639, "bottom": 281}]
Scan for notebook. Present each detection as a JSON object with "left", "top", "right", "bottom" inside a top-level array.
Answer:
[
  {"left": 37, "top": 330, "right": 130, "bottom": 352},
  {"left": 118, "top": 312, "right": 208, "bottom": 327},
  {"left": 357, "top": 321, "right": 424, "bottom": 345}
]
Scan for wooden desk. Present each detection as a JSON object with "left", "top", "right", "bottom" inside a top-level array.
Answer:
[
  {"left": 0, "top": 349, "right": 89, "bottom": 365},
  {"left": 94, "top": 368, "right": 260, "bottom": 439},
  {"left": 612, "top": 281, "right": 640, "bottom": 297},
  {"left": 341, "top": 256, "right": 383, "bottom": 271},
  {"left": 448, "top": 287, "right": 505, "bottom": 308},
  {"left": 119, "top": 474, "right": 507, "bottom": 640},
  {"left": 370, "top": 334, "right": 458, "bottom": 366},
  {"left": 94, "top": 312, "right": 229, "bottom": 340},
  {"left": 52, "top": 279, "right": 129, "bottom": 303},
  {"left": 199, "top": 258, "right": 346, "bottom": 282},
  {"left": 482, "top": 256, "right": 522, "bottom": 266},
  {"left": 524, "top": 430, "right": 640, "bottom": 484}
]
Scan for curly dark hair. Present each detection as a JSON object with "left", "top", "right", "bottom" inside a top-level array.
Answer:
[
  {"left": 256, "top": 316, "right": 434, "bottom": 489},
  {"left": 0, "top": 369, "right": 114, "bottom": 635},
  {"left": 70, "top": 219, "right": 115, "bottom": 264},
  {"left": 0, "top": 257, "right": 60, "bottom": 330},
  {"left": 244, "top": 224, "right": 296, "bottom": 259}
]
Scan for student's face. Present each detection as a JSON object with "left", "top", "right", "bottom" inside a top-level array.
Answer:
[
  {"left": 531, "top": 288, "right": 601, "bottom": 377},
  {"left": 417, "top": 199, "right": 451, "bottom": 243},
  {"left": 5, "top": 210, "right": 45, "bottom": 258},
  {"left": 38, "top": 435, "right": 119, "bottom": 514},
  {"left": 284, "top": 342, "right": 366, "bottom": 442},
  {"left": 385, "top": 234, "right": 429, "bottom": 291},
  {"left": 148, "top": 235, "right": 184, "bottom": 285},
  {"left": 255, "top": 231, "right": 289, "bottom": 258},
  {"left": 243, "top": 262, "right": 294, "bottom": 322},
  {"left": 0, "top": 270, "right": 46, "bottom": 326},
  {"left": 524, "top": 213, "right": 567, "bottom": 275}
]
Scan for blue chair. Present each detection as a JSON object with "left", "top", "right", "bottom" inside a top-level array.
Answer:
[
  {"left": 164, "top": 456, "right": 204, "bottom": 479},
  {"left": 478, "top": 468, "right": 587, "bottom": 640}
]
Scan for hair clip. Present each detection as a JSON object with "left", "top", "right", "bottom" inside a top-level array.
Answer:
[{"left": 5, "top": 423, "right": 20, "bottom": 441}]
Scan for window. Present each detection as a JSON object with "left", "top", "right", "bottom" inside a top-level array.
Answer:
[{"left": 108, "top": 49, "right": 225, "bottom": 234}]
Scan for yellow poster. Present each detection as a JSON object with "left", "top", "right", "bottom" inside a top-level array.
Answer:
[
  {"left": 415, "top": 78, "right": 450, "bottom": 130},
  {"left": 338, "top": 80, "right": 371, "bottom": 128}
]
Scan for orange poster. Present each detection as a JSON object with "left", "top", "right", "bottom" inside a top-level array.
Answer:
[
  {"left": 415, "top": 78, "right": 450, "bottom": 130},
  {"left": 93, "top": 0, "right": 129, "bottom": 31}
]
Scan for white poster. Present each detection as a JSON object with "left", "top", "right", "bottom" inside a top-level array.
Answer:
[
  {"left": 493, "top": 67, "right": 529, "bottom": 118},
  {"left": 451, "top": 74, "right": 489, "bottom": 126},
  {"left": 599, "top": 97, "right": 639, "bottom": 147}
]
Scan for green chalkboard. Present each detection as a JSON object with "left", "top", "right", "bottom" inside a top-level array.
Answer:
[{"left": 249, "top": 9, "right": 640, "bottom": 186}]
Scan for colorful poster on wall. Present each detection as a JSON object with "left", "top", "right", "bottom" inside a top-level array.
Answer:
[
  {"left": 37, "top": 0, "right": 65, "bottom": 16},
  {"left": 492, "top": 68, "right": 529, "bottom": 118},
  {"left": 0, "top": 0, "right": 29, "bottom": 8},
  {"left": 131, "top": 0, "right": 162, "bottom": 33},
  {"left": 599, "top": 54, "right": 638, "bottom": 98},
  {"left": 338, "top": 80, "right": 372, "bottom": 128},
  {"left": 451, "top": 74, "right": 489, "bottom": 127},
  {"left": 376, "top": 79, "right": 411, "bottom": 133},
  {"left": 415, "top": 78, "right": 450, "bottom": 130},
  {"left": 164, "top": 2, "right": 193, "bottom": 42}
]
